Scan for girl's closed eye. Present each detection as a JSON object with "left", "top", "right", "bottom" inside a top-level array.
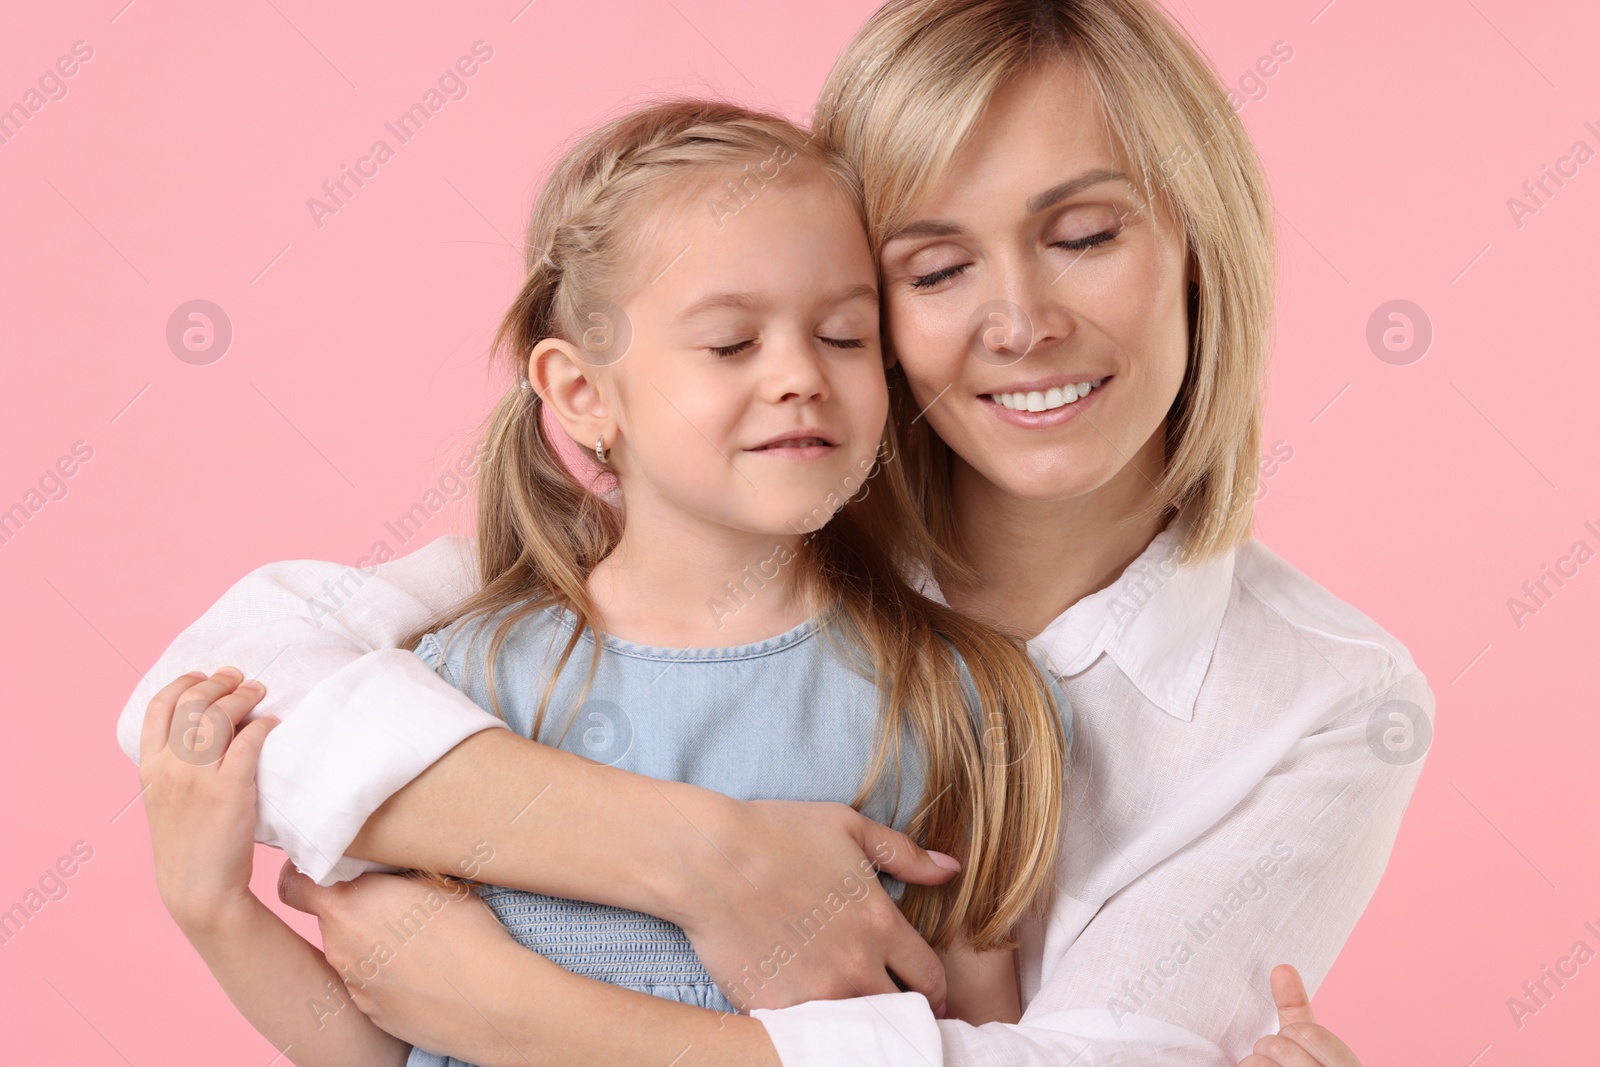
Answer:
[
  {"left": 711, "top": 339, "right": 756, "bottom": 358},
  {"left": 711, "top": 336, "right": 868, "bottom": 356}
]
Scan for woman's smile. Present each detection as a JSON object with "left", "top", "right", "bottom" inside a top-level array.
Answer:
[{"left": 981, "top": 375, "right": 1109, "bottom": 426}]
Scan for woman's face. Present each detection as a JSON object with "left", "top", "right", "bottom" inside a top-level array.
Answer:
[{"left": 878, "top": 58, "right": 1192, "bottom": 505}]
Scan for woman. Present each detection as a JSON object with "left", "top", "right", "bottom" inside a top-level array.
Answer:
[{"left": 119, "top": 1, "right": 1431, "bottom": 1064}]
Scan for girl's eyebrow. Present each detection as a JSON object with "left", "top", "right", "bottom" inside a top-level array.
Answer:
[
  {"left": 886, "top": 168, "right": 1133, "bottom": 243},
  {"left": 677, "top": 283, "right": 878, "bottom": 321},
  {"left": 678, "top": 292, "right": 765, "bottom": 319}
]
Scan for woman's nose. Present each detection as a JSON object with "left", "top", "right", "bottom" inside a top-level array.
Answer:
[{"left": 972, "top": 264, "right": 1072, "bottom": 367}]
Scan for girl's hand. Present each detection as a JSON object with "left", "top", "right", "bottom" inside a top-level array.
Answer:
[
  {"left": 139, "top": 668, "right": 277, "bottom": 932},
  {"left": 1239, "top": 965, "right": 1361, "bottom": 1067}
]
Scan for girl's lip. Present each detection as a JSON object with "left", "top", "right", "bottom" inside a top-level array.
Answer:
[
  {"left": 744, "top": 442, "right": 839, "bottom": 458},
  {"left": 980, "top": 377, "right": 1108, "bottom": 428}
]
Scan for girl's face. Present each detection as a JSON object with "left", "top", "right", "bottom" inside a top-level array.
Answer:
[
  {"left": 878, "top": 58, "right": 1192, "bottom": 506},
  {"left": 580, "top": 165, "right": 886, "bottom": 538}
]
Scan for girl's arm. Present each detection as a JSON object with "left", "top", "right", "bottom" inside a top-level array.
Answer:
[
  {"left": 141, "top": 670, "right": 408, "bottom": 1067},
  {"left": 116, "top": 535, "right": 959, "bottom": 1012},
  {"left": 179, "top": 894, "right": 409, "bottom": 1067}
]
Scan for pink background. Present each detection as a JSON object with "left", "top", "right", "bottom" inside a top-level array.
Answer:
[{"left": 2, "top": 0, "right": 1595, "bottom": 1061}]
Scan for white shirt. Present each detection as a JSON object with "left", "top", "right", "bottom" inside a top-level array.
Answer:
[{"left": 116, "top": 524, "right": 1432, "bottom": 1065}]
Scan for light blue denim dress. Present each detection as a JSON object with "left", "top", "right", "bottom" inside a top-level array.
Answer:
[{"left": 404, "top": 600, "right": 1070, "bottom": 1067}]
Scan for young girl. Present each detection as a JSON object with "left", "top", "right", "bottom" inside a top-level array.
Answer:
[{"left": 139, "top": 100, "right": 1070, "bottom": 1066}]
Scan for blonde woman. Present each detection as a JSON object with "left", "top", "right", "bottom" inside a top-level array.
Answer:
[{"left": 119, "top": 1, "right": 1430, "bottom": 1064}]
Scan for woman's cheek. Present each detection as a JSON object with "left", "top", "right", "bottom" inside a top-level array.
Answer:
[{"left": 889, "top": 307, "right": 963, "bottom": 389}]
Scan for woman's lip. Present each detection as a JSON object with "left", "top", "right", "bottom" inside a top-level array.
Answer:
[
  {"left": 980, "top": 377, "right": 1108, "bottom": 428},
  {"left": 985, "top": 375, "right": 1109, "bottom": 394}
]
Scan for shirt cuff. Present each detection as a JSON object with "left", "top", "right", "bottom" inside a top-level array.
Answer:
[
  {"left": 254, "top": 647, "right": 509, "bottom": 885},
  {"left": 751, "top": 993, "right": 941, "bottom": 1067}
]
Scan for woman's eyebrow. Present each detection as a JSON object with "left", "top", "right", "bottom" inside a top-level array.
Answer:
[
  {"left": 888, "top": 168, "right": 1133, "bottom": 243},
  {"left": 1025, "top": 168, "right": 1132, "bottom": 214},
  {"left": 887, "top": 220, "right": 966, "bottom": 241}
]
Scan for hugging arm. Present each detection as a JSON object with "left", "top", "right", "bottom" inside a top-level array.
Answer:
[
  {"left": 117, "top": 535, "right": 957, "bottom": 1015},
  {"left": 745, "top": 668, "right": 1432, "bottom": 1066}
]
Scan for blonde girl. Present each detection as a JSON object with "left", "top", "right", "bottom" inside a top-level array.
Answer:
[{"left": 136, "top": 99, "right": 1069, "bottom": 1067}]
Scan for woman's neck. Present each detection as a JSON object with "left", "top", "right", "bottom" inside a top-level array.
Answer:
[
  {"left": 940, "top": 429, "right": 1170, "bottom": 640},
  {"left": 586, "top": 510, "right": 811, "bottom": 649}
]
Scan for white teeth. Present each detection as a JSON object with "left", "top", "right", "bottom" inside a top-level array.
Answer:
[{"left": 988, "top": 379, "right": 1103, "bottom": 413}]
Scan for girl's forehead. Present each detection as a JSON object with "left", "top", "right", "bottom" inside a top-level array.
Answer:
[{"left": 625, "top": 166, "right": 874, "bottom": 311}]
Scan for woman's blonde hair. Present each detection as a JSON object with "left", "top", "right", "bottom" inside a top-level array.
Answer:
[
  {"left": 816, "top": 0, "right": 1277, "bottom": 563},
  {"left": 403, "top": 99, "right": 1066, "bottom": 950}
]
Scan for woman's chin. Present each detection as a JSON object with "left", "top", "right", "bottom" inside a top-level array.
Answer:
[{"left": 958, "top": 450, "right": 1121, "bottom": 507}]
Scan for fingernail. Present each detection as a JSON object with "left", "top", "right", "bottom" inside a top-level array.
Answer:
[
  {"left": 928, "top": 850, "right": 962, "bottom": 872},
  {"left": 240, "top": 679, "right": 264, "bottom": 692},
  {"left": 216, "top": 666, "right": 243, "bottom": 681}
]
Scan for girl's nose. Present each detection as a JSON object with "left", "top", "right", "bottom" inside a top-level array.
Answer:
[{"left": 763, "top": 336, "right": 830, "bottom": 404}]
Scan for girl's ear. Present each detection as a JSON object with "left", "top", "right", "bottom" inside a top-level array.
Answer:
[{"left": 534, "top": 338, "right": 615, "bottom": 450}]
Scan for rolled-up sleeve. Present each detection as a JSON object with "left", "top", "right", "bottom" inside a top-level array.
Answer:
[{"left": 115, "top": 535, "right": 508, "bottom": 885}]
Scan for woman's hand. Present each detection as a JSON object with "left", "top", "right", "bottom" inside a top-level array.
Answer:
[
  {"left": 351, "top": 729, "right": 963, "bottom": 1016},
  {"left": 677, "top": 796, "right": 961, "bottom": 1016},
  {"left": 139, "top": 668, "right": 277, "bottom": 933},
  {"left": 276, "top": 865, "right": 521, "bottom": 1060},
  {"left": 278, "top": 866, "right": 780, "bottom": 1067},
  {"left": 1239, "top": 966, "right": 1362, "bottom": 1067}
]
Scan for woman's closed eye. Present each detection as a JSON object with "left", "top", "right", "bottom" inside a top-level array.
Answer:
[
  {"left": 1052, "top": 229, "right": 1119, "bottom": 253},
  {"left": 910, "top": 263, "right": 970, "bottom": 290},
  {"left": 908, "top": 228, "right": 1122, "bottom": 289}
]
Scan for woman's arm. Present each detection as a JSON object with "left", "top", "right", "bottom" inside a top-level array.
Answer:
[
  {"left": 745, "top": 671, "right": 1430, "bottom": 1067},
  {"left": 279, "top": 866, "right": 781, "bottom": 1067},
  {"left": 118, "top": 535, "right": 958, "bottom": 1010}
]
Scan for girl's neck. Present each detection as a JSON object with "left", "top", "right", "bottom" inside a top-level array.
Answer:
[
  {"left": 940, "top": 427, "right": 1171, "bottom": 640},
  {"left": 586, "top": 510, "right": 812, "bottom": 649}
]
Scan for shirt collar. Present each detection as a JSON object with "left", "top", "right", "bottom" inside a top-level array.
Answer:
[{"left": 1029, "top": 519, "right": 1236, "bottom": 722}]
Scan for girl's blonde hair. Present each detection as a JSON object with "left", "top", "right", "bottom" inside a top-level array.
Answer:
[
  {"left": 403, "top": 99, "right": 1066, "bottom": 951},
  {"left": 816, "top": 0, "right": 1277, "bottom": 564}
]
